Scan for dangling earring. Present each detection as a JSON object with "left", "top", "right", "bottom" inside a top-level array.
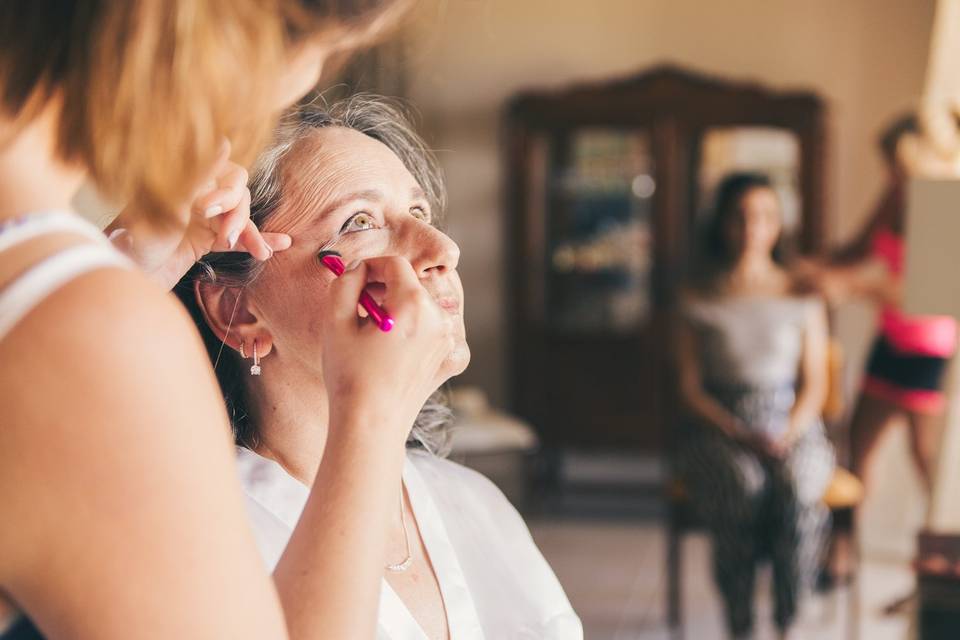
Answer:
[{"left": 250, "top": 339, "right": 262, "bottom": 376}]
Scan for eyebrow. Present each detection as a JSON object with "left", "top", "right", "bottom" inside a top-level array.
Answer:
[{"left": 411, "top": 185, "right": 427, "bottom": 201}]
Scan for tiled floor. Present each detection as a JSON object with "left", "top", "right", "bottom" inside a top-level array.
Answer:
[{"left": 529, "top": 518, "right": 915, "bottom": 640}]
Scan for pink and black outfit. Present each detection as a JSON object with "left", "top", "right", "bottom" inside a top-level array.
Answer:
[{"left": 863, "top": 227, "right": 957, "bottom": 414}]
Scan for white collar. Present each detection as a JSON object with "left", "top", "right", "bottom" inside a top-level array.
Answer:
[{"left": 236, "top": 448, "right": 485, "bottom": 639}]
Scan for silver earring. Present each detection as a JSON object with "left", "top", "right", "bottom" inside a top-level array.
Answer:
[
  {"left": 240, "top": 341, "right": 247, "bottom": 359},
  {"left": 250, "top": 339, "right": 262, "bottom": 376}
]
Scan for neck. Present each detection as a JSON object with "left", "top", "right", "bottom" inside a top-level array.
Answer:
[
  {"left": 0, "top": 103, "right": 85, "bottom": 222},
  {"left": 247, "top": 360, "right": 410, "bottom": 487},
  {"left": 247, "top": 369, "right": 331, "bottom": 486},
  {"left": 247, "top": 363, "right": 408, "bottom": 535},
  {"left": 731, "top": 251, "right": 776, "bottom": 280}
]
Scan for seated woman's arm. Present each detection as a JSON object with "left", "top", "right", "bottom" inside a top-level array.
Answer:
[
  {"left": 675, "top": 320, "right": 750, "bottom": 441},
  {"left": 785, "top": 300, "right": 829, "bottom": 446}
]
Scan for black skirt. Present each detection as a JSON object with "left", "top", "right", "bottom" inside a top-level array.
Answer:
[{"left": 1, "top": 617, "right": 43, "bottom": 640}]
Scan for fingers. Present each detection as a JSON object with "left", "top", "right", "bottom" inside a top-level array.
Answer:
[
  {"left": 328, "top": 261, "right": 373, "bottom": 324},
  {"left": 327, "top": 256, "right": 440, "bottom": 329},
  {"left": 235, "top": 218, "right": 273, "bottom": 260},
  {"left": 214, "top": 188, "right": 252, "bottom": 250},
  {"left": 359, "top": 256, "right": 426, "bottom": 317},
  {"left": 261, "top": 232, "right": 292, "bottom": 255},
  {"left": 194, "top": 163, "right": 249, "bottom": 219},
  {"left": 194, "top": 139, "right": 233, "bottom": 197}
]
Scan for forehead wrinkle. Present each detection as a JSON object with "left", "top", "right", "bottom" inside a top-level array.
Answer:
[
  {"left": 259, "top": 127, "right": 427, "bottom": 239},
  {"left": 260, "top": 139, "right": 364, "bottom": 237}
]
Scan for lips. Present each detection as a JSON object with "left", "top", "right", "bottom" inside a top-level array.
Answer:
[{"left": 434, "top": 296, "right": 461, "bottom": 313}]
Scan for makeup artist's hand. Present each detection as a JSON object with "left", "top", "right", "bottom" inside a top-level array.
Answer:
[
  {"left": 320, "top": 256, "right": 456, "bottom": 447},
  {"left": 105, "top": 140, "right": 291, "bottom": 290}
]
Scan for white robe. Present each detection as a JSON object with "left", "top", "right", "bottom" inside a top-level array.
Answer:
[{"left": 237, "top": 447, "right": 583, "bottom": 640}]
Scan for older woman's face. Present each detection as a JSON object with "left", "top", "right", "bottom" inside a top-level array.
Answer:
[{"left": 250, "top": 126, "right": 468, "bottom": 385}]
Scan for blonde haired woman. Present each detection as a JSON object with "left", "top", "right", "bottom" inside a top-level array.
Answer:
[{"left": 0, "top": 2, "right": 455, "bottom": 639}]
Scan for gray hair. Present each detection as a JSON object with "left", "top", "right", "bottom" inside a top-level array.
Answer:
[{"left": 177, "top": 93, "right": 451, "bottom": 456}]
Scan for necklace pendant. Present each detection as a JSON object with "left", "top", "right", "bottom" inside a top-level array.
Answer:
[{"left": 385, "top": 556, "right": 413, "bottom": 573}]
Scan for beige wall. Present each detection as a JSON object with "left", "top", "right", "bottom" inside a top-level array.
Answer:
[{"left": 404, "top": 0, "right": 937, "bottom": 556}]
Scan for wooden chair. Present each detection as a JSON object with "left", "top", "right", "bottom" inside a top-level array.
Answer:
[{"left": 665, "top": 468, "right": 864, "bottom": 639}]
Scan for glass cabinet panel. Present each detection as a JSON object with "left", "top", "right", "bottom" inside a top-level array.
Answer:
[{"left": 545, "top": 128, "right": 655, "bottom": 333}]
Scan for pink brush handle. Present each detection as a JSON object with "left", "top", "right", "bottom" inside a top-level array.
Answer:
[{"left": 320, "top": 255, "right": 395, "bottom": 332}]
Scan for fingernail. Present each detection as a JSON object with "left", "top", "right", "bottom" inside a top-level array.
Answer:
[
  {"left": 107, "top": 228, "right": 133, "bottom": 251},
  {"left": 228, "top": 229, "right": 240, "bottom": 249},
  {"left": 204, "top": 204, "right": 223, "bottom": 218}
]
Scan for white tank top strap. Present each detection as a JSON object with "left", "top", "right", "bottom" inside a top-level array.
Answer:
[
  {"left": 0, "top": 209, "right": 110, "bottom": 255},
  {"left": 0, "top": 210, "right": 133, "bottom": 341}
]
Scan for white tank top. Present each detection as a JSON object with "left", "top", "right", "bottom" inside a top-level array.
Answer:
[
  {"left": 0, "top": 210, "right": 132, "bottom": 341},
  {"left": 0, "top": 210, "right": 131, "bottom": 636}
]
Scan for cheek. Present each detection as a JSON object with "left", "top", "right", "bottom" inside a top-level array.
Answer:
[
  {"left": 254, "top": 265, "right": 335, "bottom": 350},
  {"left": 758, "top": 220, "right": 780, "bottom": 244}
]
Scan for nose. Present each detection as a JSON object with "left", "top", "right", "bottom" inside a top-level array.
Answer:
[{"left": 400, "top": 218, "right": 460, "bottom": 278}]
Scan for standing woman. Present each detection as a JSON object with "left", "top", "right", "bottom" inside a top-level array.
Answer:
[
  {"left": 676, "top": 173, "right": 835, "bottom": 639},
  {"left": 0, "top": 2, "right": 454, "bottom": 639},
  {"left": 803, "top": 115, "right": 957, "bottom": 495}
]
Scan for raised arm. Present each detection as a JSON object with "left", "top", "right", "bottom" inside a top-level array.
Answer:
[{"left": 273, "top": 256, "right": 457, "bottom": 639}]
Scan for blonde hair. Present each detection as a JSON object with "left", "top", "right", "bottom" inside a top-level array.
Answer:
[{"left": 0, "top": 0, "right": 408, "bottom": 226}]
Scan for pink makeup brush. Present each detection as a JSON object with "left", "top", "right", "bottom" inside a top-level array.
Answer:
[{"left": 319, "top": 251, "right": 395, "bottom": 333}]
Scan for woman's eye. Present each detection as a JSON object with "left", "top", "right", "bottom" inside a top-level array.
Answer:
[
  {"left": 341, "top": 212, "right": 378, "bottom": 233},
  {"left": 411, "top": 206, "right": 431, "bottom": 223}
]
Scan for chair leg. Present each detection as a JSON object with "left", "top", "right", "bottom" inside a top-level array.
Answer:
[
  {"left": 847, "top": 526, "right": 861, "bottom": 640},
  {"left": 667, "top": 516, "right": 682, "bottom": 639}
]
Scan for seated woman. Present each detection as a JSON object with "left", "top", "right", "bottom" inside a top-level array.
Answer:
[
  {"left": 675, "top": 173, "right": 835, "bottom": 640},
  {"left": 176, "top": 95, "right": 582, "bottom": 640}
]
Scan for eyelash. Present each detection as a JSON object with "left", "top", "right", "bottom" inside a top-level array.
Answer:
[
  {"left": 338, "top": 206, "right": 431, "bottom": 234},
  {"left": 340, "top": 211, "right": 377, "bottom": 233}
]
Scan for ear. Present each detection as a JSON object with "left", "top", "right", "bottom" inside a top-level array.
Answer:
[{"left": 194, "top": 281, "right": 274, "bottom": 358}]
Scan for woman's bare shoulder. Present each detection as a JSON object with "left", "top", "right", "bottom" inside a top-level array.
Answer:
[
  {"left": 0, "top": 267, "right": 284, "bottom": 639},
  {"left": 0, "top": 264, "right": 229, "bottom": 500}
]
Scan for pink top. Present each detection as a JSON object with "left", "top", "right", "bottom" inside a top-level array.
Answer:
[{"left": 873, "top": 228, "right": 957, "bottom": 356}]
